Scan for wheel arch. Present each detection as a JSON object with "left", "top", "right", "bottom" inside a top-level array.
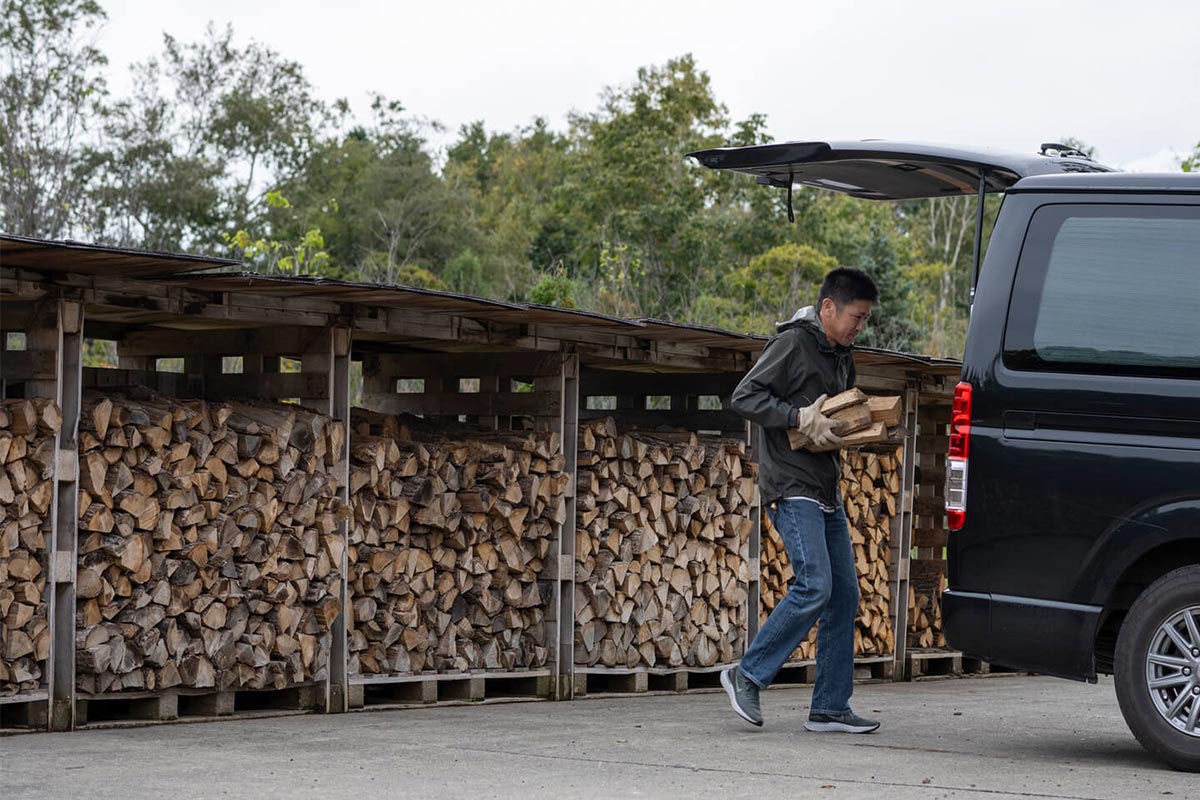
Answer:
[{"left": 1094, "top": 538, "right": 1200, "bottom": 674}]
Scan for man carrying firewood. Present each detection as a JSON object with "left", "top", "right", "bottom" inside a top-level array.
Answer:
[{"left": 722, "top": 267, "right": 880, "bottom": 733}]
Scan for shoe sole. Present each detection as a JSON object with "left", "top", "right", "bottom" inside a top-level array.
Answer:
[
  {"left": 804, "top": 720, "right": 880, "bottom": 734},
  {"left": 720, "top": 669, "right": 763, "bottom": 727}
]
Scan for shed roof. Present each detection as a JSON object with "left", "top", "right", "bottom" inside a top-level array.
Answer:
[
  {"left": 0, "top": 233, "right": 239, "bottom": 277},
  {"left": 1, "top": 234, "right": 961, "bottom": 377}
]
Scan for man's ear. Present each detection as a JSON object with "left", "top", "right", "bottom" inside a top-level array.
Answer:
[{"left": 819, "top": 297, "right": 836, "bottom": 316}]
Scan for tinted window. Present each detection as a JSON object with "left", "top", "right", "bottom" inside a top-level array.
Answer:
[{"left": 1005, "top": 204, "right": 1200, "bottom": 377}]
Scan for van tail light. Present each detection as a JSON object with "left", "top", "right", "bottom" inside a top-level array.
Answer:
[{"left": 946, "top": 381, "right": 972, "bottom": 531}]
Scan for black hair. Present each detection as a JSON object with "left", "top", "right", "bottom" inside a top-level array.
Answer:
[{"left": 818, "top": 267, "right": 880, "bottom": 310}]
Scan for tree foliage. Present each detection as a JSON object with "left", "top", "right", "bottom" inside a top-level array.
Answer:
[
  {"left": 9, "top": 4, "right": 1189, "bottom": 359},
  {"left": 0, "top": 0, "right": 108, "bottom": 238}
]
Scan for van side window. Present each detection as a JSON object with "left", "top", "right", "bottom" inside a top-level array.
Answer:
[{"left": 1004, "top": 204, "right": 1200, "bottom": 377}]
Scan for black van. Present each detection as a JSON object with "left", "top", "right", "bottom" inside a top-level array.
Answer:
[{"left": 690, "top": 141, "right": 1200, "bottom": 772}]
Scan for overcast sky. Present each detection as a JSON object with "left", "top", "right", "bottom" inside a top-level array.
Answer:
[{"left": 96, "top": 0, "right": 1199, "bottom": 171}]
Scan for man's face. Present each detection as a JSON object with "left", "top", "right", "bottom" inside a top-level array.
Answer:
[{"left": 821, "top": 298, "right": 875, "bottom": 347}]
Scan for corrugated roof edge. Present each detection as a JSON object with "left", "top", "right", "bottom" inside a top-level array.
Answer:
[
  {"left": 164, "top": 272, "right": 960, "bottom": 368},
  {"left": 167, "top": 272, "right": 528, "bottom": 310},
  {"left": 0, "top": 232, "right": 241, "bottom": 269}
]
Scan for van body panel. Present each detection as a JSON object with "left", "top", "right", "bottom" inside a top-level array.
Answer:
[
  {"left": 943, "top": 590, "right": 1102, "bottom": 680},
  {"left": 946, "top": 191, "right": 1200, "bottom": 676}
]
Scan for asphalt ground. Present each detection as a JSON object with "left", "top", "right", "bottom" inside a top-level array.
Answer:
[{"left": 2, "top": 674, "right": 1195, "bottom": 799}]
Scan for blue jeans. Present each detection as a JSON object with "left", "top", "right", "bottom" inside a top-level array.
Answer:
[{"left": 740, "top": 499, "right": 859, "bottom": 715}]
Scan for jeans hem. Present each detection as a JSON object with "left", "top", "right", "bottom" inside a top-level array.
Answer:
[{"left": 738, "top": 667, "right": 767, "bottom": 690}]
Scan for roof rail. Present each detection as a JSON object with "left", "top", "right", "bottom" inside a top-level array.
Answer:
[{"left": 1039, "top": 142, "right": 1095, "bottom": 161}]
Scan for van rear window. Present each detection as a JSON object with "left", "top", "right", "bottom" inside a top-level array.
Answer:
[{"left": 1004, "top": 204, "right": 1200, "bottom": 377}]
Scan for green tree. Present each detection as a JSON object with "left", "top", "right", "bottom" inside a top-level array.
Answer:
[
  {"left": 1182, "top": 142, "right": 1199, "bottom": 173},
  {"left": 558, "top": 54, "right": 771, "bottom": 320},
  {"left": 853, "top": 222, "right": 920, "bottom": 353},
  {"left": 446, "top": 116, "right": 572, "bottom": 300},
  {"left": 223, "top": 189, "right": 330, "bottom": 275},
  {"left": 692, "top": 243, "right": 836, "bottom": 334},
  {"left": 0, "top": 0, "right": 108, "bottom": 238},
  {"left": 528, "top": 265, "right": 577, "bottom": 308},
  {"left": 85, "top": 23, "right": 336, "bottom": 253},
  {"left": 275, "top": 96, "right": 473, "bottom": 284},
  {"left": 443, "top": 249, "right": 484, "bottom": 295},
  {"left": 85, "top": 60, "right": 221, "bottom": 249}
]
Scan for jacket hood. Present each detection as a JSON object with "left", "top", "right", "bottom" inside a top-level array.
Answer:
[{"left": 776, "top": 305, "right": 823, "bottom": 333}]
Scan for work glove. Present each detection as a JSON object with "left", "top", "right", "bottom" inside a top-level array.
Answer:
[{"left": 794, "top": 394, "right": 845, "bottom": 450}]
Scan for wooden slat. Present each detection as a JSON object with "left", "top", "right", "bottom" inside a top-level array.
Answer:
[
  {"left": 580, "top": 370, "right": 740, "bottom": 397},
  {"left": 365, "top": 389, "right": 560, "bottom": 417},
  {"left": 364, "top": 351, "right": 564, "bottom": 379},
  {"left": 913, "top": 528, "right": 949, "bottom": 548},
  {"left": 0, "top": 348, "right": 58, "bottom": 381},
  {"left": 117, "top": 326, "right": 333, "bottom": 358},
  {"left": 203, "top": 371, "right": 329, "bottom": 400}
]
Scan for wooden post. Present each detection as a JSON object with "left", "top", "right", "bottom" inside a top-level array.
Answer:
[
  {"left": 891, "top": 383, "right": 920, "bottom": 680},
  {"left": 328, "top": 327, "right": 352, "bottom": 713},
  {"left": 556, "top": 352, "right": 579, "bottom": 699},
  {"left": 300, "top": 328, "right": 338, "bottom": 712},
  {"left": 745, "top": 420, "right": 762, "bottom": 647},
  {"left": 33, "top": 300, "right": 83, "bottom": 731}
]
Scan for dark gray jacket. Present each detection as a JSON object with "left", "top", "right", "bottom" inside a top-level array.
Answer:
[{"left": 730, "top": 306, "right": 856, "bottom": 507}]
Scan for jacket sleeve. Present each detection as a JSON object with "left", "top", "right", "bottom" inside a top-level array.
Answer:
[{"left": 730, "top": 332, "right": 800, "bottom": 429}]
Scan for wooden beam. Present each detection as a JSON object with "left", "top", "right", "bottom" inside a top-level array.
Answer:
[
  {"left": 300, "top": 330, "right": 334, "bottom": 414},
  {"left": 203, "top": 371, "right": 328, "bottom": 400},
  {"left": 0, "top": 349, "right": 58, "bottom": 381},
  {"left": 364, "top": 350, "right": 564, "bottom": 380},
  {"left": 329, "top": 327, "right": 351, "bottom": 713},
  {"left": 580, "top": 370, "right": 741, "bottom": 397},
  {"left": 50, "top": 301, "right": 83, "bottom": 730},
  {"left": 364, "top": 389, "right": 560, "bottom": 418},
  {"left": 556, "top": 352, "right": 579, "bottom": 699},
  {"left": 118, "top": 326, "right": 336, "bottom": 358},
  {"left": 82, "top": 367, "right": 195, "bottom": 396},
  {"left": 746, "top": 420, "right": 762, "bottom": 647}
]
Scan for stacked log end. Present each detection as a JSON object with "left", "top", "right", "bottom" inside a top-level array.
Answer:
[
  {"left": 574, "top": 418, "right": 757, "bottom": 669},
  {"left": 75, "top": 392, "right": 348, "bottom": 695},
  {"left": 908, "top": 559, "right": 948, "bottom": 649},
  {"left": 760, "top": 446, "right": 901, "bottom": 661},
  {"left": 347, "top": 410, "right": 568, "bottom": 675},
  {"left": 0, "top": 399, "right": 61, "bottom": 696}
]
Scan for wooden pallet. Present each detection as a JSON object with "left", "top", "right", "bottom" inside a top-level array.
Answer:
[
  {"left": 75, "top": 683, "right": 325, "bottom": 726},
  {"left": 904, "top": 648, "right": 1016, "bottom": 680},
  {"left": 349, "top": 670, "right": 554, "bottom": 709},
  {"left": 772, "top": 656, "right": 895, "bottom": 687},
  {"left": 574, "top": 666, "right": 729, "bottom": 696},
  {"left": 0, "top": 692, "right": 48, "bottom": 733}
]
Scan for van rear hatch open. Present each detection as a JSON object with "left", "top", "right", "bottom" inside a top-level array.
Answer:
[
  {"left": 686, "top": 140, "right": 1115, "bottom": 200},
  {"left": 688, "top": 140, "right": 1117, "bottom": 294}
]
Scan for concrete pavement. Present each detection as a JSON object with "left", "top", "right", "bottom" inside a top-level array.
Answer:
[{"left": 1, "top": 675, "right": 1195, "bottom": 799}]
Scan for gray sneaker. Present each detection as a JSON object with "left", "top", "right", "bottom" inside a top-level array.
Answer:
[
  {"left": 720, "top": 666, "right": 763, "bottom": 727},
  {"left": 804, "top": 710, "right": 880, "bottom": 733}
]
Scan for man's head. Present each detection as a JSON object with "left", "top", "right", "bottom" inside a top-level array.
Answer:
[{"left": 817, "top": 267, "right": 879, "bottom": 347}]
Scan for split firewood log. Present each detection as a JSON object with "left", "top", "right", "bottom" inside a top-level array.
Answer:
[{"left": 74, "top": 391, "right": 348, "bottom": 695}]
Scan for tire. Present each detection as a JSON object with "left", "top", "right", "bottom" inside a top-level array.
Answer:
[{"left": 1114, "top": 565, "right": 1200, "bottom": 772}]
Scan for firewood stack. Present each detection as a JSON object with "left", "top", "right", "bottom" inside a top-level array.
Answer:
[
  {"left": 0, "top": 399, "right": 60, "bottom": 696},
  {"left": 759, "top": 446, "right": 901, "bottom": 660},
  {"left": 346, "top": 410, "right": 568, "bottom": 675},
  {"left": 74, "top": 391, "right": 348, "bottom": 694},
  {"left": 789, "top": 390, "right": 904, "bottom": 451},
  {"left": 574, "top": 418, "right": 757, "bottom": 669},
  {"left": 908, "top": 560, "right": 947, "bottom": 648}
]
